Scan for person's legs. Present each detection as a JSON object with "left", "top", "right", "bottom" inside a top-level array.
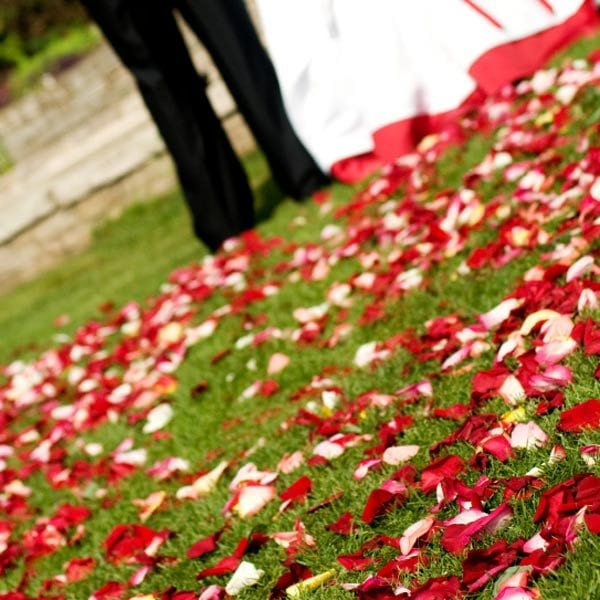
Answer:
[
  {"left": 81, "top": 0, "right": 254, "bottom": 250},
  {"left": 174, "top": 0, "right": 329, "bottom": 199}
]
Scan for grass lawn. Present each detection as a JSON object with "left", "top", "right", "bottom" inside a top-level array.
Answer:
[
  {"left": 0, "top": 35, "right": 600, "bottom": 600},
  {"left": 0, "top": 151, "right": 282, "bottom": 364}
]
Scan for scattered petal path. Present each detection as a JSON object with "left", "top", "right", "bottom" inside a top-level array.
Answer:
[{"left": 1, "top": 51, "right": 600, "bottom": 599}]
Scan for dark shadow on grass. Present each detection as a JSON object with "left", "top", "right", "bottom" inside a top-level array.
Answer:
[
  {"left": 243, "top": 149, "right": 293, "bottom": 224},
  {"left": 254, "top": 176, "right": 286, "bottom": 223}
]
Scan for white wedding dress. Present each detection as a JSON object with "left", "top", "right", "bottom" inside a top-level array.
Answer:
[{"left": 255, "top": 0, "right": 598, "bottom": 180}]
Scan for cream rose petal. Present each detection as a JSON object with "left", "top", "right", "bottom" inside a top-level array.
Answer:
[
  {"left": 399, "top": 516, "right": 435, "bottom": 555},
  {"left": 499, "top": 375, "right": 526, "bottom": 406},
  {"left": 382, "top": 445, "right": 420, "bottom": 465},
  {"left": 520, "top": 310, "right": 562, "bottom": 336}
]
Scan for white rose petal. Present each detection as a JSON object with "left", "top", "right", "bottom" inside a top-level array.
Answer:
[
  {"left": 143, "top": 403, "right": 174, "bottom": 434},
  {"left": 225, "top": 561, "right": 264, "bottom": 596}
]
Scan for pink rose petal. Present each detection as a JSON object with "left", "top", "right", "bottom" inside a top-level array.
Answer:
[
  {"left": 566, "top": 255, "right": 594, "bottom": 282},
  {"left": 267, "top": 353, "right": 290, "bottom": 375},
  {"left": 229, "top": 485, "right": 276, "bottom": 518},
  {"left": 480, "top": 298, "right": 523, "bottom": 330}
]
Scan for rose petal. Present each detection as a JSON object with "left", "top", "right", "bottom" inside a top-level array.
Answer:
[
  {"left": 566, "top": 255, "right": 594, "bottom": 282},
  {"left": 225, "top": 561, "right": 264, "bottom": 596},
  {"left": 382, "top": 445, "right": 420, "bottom": 465},
  {"left": 267, "top": 353, "right": 290, "bottom": 375},
  {"left": 230, "top": 485, "right": 276, "bottom": 518},
  {"left": 480, "top": 298, "right": 523, "bottom": 330},
  {"left": 510, "top": 422, "right": 548, "bottom": 450},
  {"left": 142, "top": 403, "right": 173, "bottom": 434},
  {"left": 520, "top": 310, "right": 562, "bottom": 336},
  {"left": 400, "top": 516, "right": 435, "bottom": 555},
  {"left": 499, "top": 375, "right": 526, "bottom": 406},
  {"left": 558, "top": 399, "right": 600, "bottom": 432}
]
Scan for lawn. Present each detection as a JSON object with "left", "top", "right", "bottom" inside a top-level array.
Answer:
[{"left": 0, "top": 36, "right": 600, "bottom": 600}]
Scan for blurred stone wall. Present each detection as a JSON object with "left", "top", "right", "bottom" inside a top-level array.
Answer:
[{"left": 0, "top": 2, "right": 260, "bottom": 292}]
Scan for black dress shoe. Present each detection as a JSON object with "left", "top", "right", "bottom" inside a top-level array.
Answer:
[{"left": 289, "top": 170, "right": 331, "bottom": 201}]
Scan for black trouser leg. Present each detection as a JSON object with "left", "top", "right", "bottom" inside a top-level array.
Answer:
[
  {"left": 174, "top": 0, "right": 329, "bottom": 199},
  {"left": 81, "top": 0, "right": 254, "bottom": 250}
]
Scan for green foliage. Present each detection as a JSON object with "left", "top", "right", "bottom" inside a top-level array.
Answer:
[
  {"left": 0, "top": 0, "right": 87, "bottom": 59},
  {"left": 0, "top": 0, "right": 97, "bottom": 102}
]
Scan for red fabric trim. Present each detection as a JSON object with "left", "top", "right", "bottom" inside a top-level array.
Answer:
[
  {"left": 330, "top": 0, "right": 599, "bottom": 183},
  {"left": 331, "top": 90, "right": 484, "bottom": 182},
  {"left": 371, "top": 89, "right": 485, "bottom": 164},
  {"left": 470, "top": 0, "right": 600, "bottom": 94},
  {"left": 330, "top": 152, "right": 386, "bottom": 185}
]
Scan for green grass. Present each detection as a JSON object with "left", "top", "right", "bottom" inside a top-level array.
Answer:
[
  {"left": 1, "top": 34, "right": 600, "bottom": 600},
  {"left": 0, "top": 151, "right": 282, "bottom": 363},
  {"left": 0, "top": 189, "right": 198, "bottom": 363}
]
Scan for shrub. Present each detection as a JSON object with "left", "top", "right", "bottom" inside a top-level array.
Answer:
[{"left": 0, "top": 0, "right": 88, "bottom": 66}]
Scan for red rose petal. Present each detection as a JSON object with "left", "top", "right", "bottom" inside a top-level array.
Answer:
[
  {"left": 326, "top": 512, "right": 355, "bottom": 536},
  {"left": 558, "top": 399, "right": 600, "bottom": 432},
  {"left": 420, "top": 455, "right": 466, "bottom": 494},
  {"left": 187, "top": 531, "right": 221, "bottom": 559}
]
